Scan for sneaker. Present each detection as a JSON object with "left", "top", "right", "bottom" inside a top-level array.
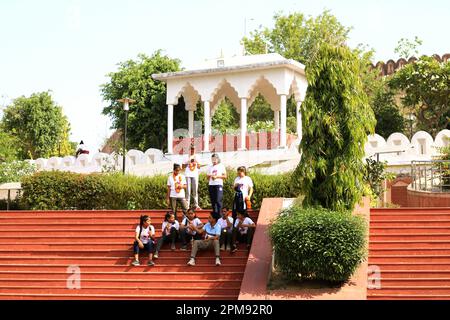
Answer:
[
  {"left": 147, "top": 260, "right": 155, "bottom": 266},
  {"left": 187, "top": 258, "right": 196, "bottom": 266},
  {"left": 153, "top": 252, "right": 159, "bottom": 259},
  {"left": 131, "top": 259, "right": 140, "bottom": 266},
  {"left": 231, "top": 247, "right": 238, "bottom": 253},
  {"left": 171, "top": 244, "right": 176, "bottom": 251},
  {"left": 180, "top": 246, "right": 187, "bottom": 251},
  {"left": 220, "top": 244, "right": 225, "bottom": 251},
  {"left": 215, "top": 257, "right": 221, "bottom": 266},
  {"left": 226, "top": 246, "right": 231, "bottom": 252}
]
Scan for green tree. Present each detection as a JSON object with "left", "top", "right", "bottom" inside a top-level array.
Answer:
[
  {"left": 389, "top": 56, "right": 450, "bottom": 136},
  {"left": 1, "top": 91, "right": 73, "bottom": 159},
  {"left": 242, "top": 11, "right": 350, "bottom": 65},
  {"left": 293, "top": 43, "right": 376, "bottom": 211},
  {"left": 0, "top": 130, "right": 21, "bottom": 162},
  {"left": 395, "top": 36, "right": 423, "bottom": 59},
  {"left": 211, "top": 99, "right": 239, "bottom": 134},
  {"left": 371, "top": 80, "right": 406, "bottom": 138},
  {"left": 248, "top": 95, "right": 273, "bottom": 123},
  {"left": 101, "top": 51, "right": 182, "bottom": 152}
]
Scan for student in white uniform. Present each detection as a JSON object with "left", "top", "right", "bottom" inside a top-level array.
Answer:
[
  {"left": 231, "top": 211, "right": 256, "bottom": 253},
  {"left": 182, "top": 145, "right": 205, "bottom": 210},
  {"left": 167, "top": 163, "right": 189, "bottom": 219},
  {"left": 179, "top": 208, "right": 204, "bottom": 250},
  {"left": 207, "top": 154, "right": 227, "bottom": 216},
  {"left": 132, "top": 215, "right": 156, "bottom": 266},
  {"left": 154, "top": 212, "right": 180, "bottom": 258},
  {"left": 232, "top": 166, "right": 254, "bottom": 220},
  {"left": 218, "top": 207, "right": 234, "bottom": 251}
]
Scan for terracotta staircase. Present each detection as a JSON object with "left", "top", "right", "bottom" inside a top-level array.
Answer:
[
  {"left": 368, "top": 208, "right": 450, "bottom": 300},
  {"left": 0, "top": 210, "right": 258, "bottom": 300}
]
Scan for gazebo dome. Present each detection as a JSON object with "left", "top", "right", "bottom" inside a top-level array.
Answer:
[{"left": 152, "top": 53, "right": 308, "bottom": 154}]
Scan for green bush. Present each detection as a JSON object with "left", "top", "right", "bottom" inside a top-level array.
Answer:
[
  {"left": 0, "top": 160, "right": 37, "bottom": 184},
  {"left": 20, "top": 170, "right": 299, "bottom": 210},
  {"left": 269, "top": 206, "right": 367, "bottom": 283}
]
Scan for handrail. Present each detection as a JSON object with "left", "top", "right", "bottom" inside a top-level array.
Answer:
[{"left": 411, "top": 160, "right": 450, "bottom": 192}]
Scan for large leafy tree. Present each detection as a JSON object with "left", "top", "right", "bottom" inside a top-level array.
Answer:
[
  {"left": 242, "top": 11, "right": 350, "bottom": 65},
  {"left": 1, "top": 91, "right": 74, "bottom": 159},
  {"left": 389, "top": 56, "right": 450, "bottom": 136},
  {"left": 293, "top": 43, "right": 376, "bottom": 211},
  {"left": 101, "top": 51, "right": 183, "bottom": 152}
]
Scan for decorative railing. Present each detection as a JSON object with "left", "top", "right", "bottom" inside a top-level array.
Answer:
[
  {"left": 172, "top": 131, "right": 298, "bottom": 155},
  {"left": 411, "top": 160, "right": 450, "bottom": 192}
]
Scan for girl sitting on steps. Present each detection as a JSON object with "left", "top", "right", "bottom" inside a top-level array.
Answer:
[
  {"left": 132, "top": 215, "right": 156, "bottom": 266},
  {"left": 154, "top": 212, "right": 180, "bottom": 259}
]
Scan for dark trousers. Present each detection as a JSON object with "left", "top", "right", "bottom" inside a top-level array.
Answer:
[
  {"left": 180, "top": 229, "right": 202, "bottom": 246},
  {"left": 220, "top": 228, "right": 233, "bottom": 249},
  {"left": 170, "top": 197, "right": 188, "bottom": 220},
  {"left": 155, "top": 227, "right": 178, "bottom": 252},
  {"left": 208, "top": 185, "right": 223, "bottom": 215},
  {"left": 133, "top": 241, "right": 155, "bottom": 255},
  {"left": 232, "top": 227, "right": 255, "bottom": 248}
]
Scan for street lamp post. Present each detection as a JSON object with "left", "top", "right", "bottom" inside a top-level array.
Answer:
[{"left": 117, "top": 98, "right": 135, "bottom": 174}]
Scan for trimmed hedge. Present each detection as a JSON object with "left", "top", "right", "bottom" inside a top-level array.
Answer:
[
  {"left": 269, "top": 206, "right": 367, "bottom": 283},
  {"left": 20, "top": 170, "right": 299, "bottom": 210}
]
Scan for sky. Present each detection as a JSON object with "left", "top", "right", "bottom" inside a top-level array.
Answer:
[{"left": 0, "top": 0, "right": 449, "bottom": 152}]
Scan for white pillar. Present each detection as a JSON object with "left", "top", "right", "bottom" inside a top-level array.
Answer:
[
  {"left": 188, "top": 110, "right": 194, "bottom": 138},
  {"left": 203, "top": 101, "right": 210, "bottom": 152},
  {"left": 280, "top": 95, "right": 287, "bottom": 148},
  {"left": 296, "top": 101, "right": 302, "bottom": 139},
  {"left": 167, "top": 104, "right": 174, "bottom": 154},
  {"left": 274, "top": 110, "right": 280, "bottom": 131},
  {"left": 240, "top": 98, "right": 248, "bottom": 150}
]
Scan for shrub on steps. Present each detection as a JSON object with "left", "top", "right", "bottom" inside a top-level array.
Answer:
[
  {"left": 269, "top": 205, "right": 367, "bottom": 283},
  {"left": 19, "top": 170, "right": 299, "bottom": 210}
]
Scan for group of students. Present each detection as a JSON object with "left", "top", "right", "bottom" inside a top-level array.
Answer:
[
  {"left": 132, "top": 208, "right": 255, "bottom": 266},
  {"left": 131, "top": 146, "right": 256, "bottom": 266},
  {"left": 166, "top": 145, "right": 254, "bottom": 219}
]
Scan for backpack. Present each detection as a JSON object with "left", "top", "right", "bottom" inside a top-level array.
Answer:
[{"left": 232, "top": 188, "right": 245, "bottom": 220}]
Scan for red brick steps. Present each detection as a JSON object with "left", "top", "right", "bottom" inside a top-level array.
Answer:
[
  {"left": 368, "top": 208, "right": 450, "bottom": 300},
  {"left": 0, "top": 209, "right": 258, "bottom": 300},
  {"left": 0, "top": 293, "right": 237, "bottom": 300},
  {"left": 0, "top": 271, "right": 244, "bottom": 280},
  {"left": 0, "top": 279, "right": 242, "bottom": 288}
]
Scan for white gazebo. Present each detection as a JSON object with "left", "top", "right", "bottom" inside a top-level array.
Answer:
[{"left": 152, "top": 53, "right": 308, "bottom": 154}]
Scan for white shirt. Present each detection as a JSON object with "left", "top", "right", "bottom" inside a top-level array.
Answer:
[
  {"left": 218, "top": 216, "right": 234, "bottom": 231},
  {"left": 161, "top": 220, "right": 180, "bottom": 235},
  {"left": 208, "top": 163, "right": 227, "bottom": 186},
  {"left": 181, "top": 217, "right": 203, "bottom": 235},
  {"left": 234, "top": 176, "right": 254, "bottom": 200},
  {"left": 135, "top": 225, "right": 155, "bottom": 244},
  {"left": 185, "top": 155, "right": 200, "bottom": 178},
  {"left": 234, "top": 217, "right": 254, "bottom": 235},
  {"left": 167, "top": 174, "right": 187, "bottom": 198}
]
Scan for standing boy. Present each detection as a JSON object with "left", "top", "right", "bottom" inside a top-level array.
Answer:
[
  {"left": 167, "top": 163, "right": 188, "bottom": 219},
  {"left": 182, "top": 144, "right": 204, "bottom": 210}
]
